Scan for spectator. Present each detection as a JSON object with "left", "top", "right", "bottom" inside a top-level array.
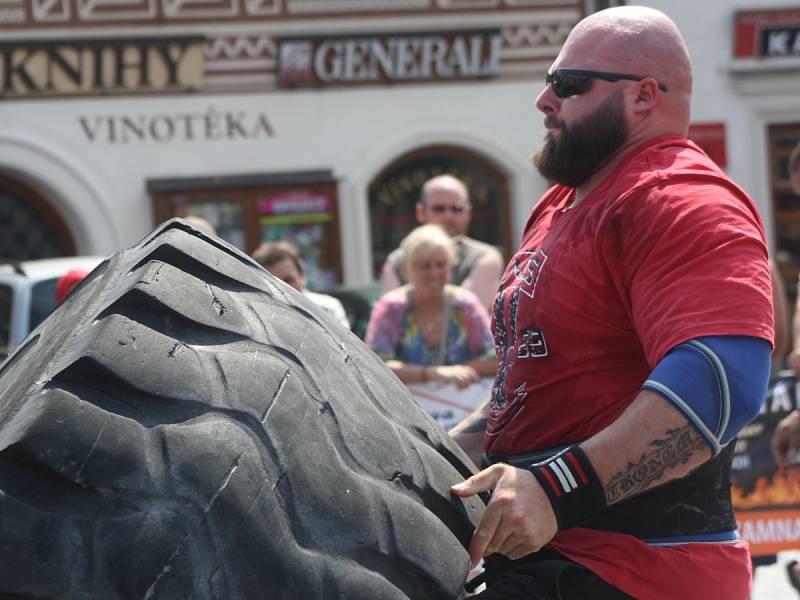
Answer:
[
  {"left": 366, "top": 224, "right": 496, "bottom": 389},
  {"left": 380, "top": 174, "right": 503, "bottom": 310},
  {"left": 251, "top": 241, "right": 349, "bottom": 330}
]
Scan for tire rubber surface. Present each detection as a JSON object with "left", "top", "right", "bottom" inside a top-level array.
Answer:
[{"left": 0, "top": 219, "right": 485, "bottom": 599}]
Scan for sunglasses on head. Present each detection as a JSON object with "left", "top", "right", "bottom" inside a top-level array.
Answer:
[
  {"left": 545, "top": 68, "right": 669, "bottom": 98},
  {"left": 428, "top": 204, "right": 467, "bottom": 214}
]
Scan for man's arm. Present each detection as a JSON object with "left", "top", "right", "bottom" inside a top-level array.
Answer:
[
  {"left": 461, "top": 249, "right": 504, "bottom": 311},
  {"left": 583, "top": 389, "right": 709, "bottom": 503},
  {"left": 451, "top": 390, "right": 709, "bottom": 565},
  {"left": 448, "top": 399, "right": 490, "bottom": 468},
  {"left": 452, "top": 334, "right": 769, "bottom": 565}
]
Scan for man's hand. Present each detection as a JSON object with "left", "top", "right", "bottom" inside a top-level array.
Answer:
[
  {"left": 431, "top": 365, "right": 480, "bottom": 389},
  {"left": 450, "top": 464, "right": 557, "bottom": 566},
  {"left": 772, "top": 409, "right": 800, "bottom": 468}
]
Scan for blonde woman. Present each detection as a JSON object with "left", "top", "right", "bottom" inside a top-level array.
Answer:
[{"left": 366, "top": 224, "right": 496, "bottom": 389}]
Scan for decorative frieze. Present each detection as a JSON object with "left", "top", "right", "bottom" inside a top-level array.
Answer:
[
  {"left": 5, "top": 0, "right": 581, "bottom": 25},
  {"left": 77, "top": 0, "right": 157, "bottom": 20},
  {"left": 1, "top": 0, "right": 579, "bottom": 94},
  {"left": 286, "top": 0, "right": 430, "bottom": 14},
  {"left": 33, "top": 0, "right": 70, "bottom": 22}
]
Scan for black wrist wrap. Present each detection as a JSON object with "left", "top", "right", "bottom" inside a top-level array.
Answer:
[{"left": 527, "top": 445, "right": 607, "bottom": 531}]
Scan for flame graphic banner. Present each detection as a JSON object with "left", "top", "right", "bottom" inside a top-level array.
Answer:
[{"left": 732, "top": 374, "right": 800, "bottom": 557}]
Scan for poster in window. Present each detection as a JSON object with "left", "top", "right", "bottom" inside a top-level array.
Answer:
[{"left": 259, "top": 191, "right": 336, "bottom": 290}]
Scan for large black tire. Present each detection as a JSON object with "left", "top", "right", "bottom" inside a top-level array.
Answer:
[{"left": 0, "top": 219, "right": 484, "bottom": 599}]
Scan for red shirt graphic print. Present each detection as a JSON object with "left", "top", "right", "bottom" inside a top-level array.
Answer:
[{"left": 485, "top": 136, "right": 772, "bottom": 456}]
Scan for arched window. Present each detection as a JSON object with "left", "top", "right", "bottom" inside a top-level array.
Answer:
[
  {"left": 368, "top": 145, "right": 511, "bottom": 279},
  {"left": 0, "top": 176, "right": 76, "bottom": 260}
]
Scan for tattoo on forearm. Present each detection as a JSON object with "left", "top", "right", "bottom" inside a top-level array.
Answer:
[
  {"left": 463, "top": 417, "right": 487, "bottom": 434},
  {"left": 605, "top": 425, "right": 706, "bottom": 504}
]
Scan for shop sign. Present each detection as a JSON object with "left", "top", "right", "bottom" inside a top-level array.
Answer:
[
  {"left": 259, "top": 192, "right": 333, "bottom": 225},
  {"left": 78, "top": 107, "right": 275, "bottom": 144},
  {"left": 278, "top": 29, "right": 501, "bottom": 87},
  {"left": 0, "top": 36, "right": 204, "bottom": 98},
  {"left": 734, "top": 9, "right": 800, "bottom": 58}
]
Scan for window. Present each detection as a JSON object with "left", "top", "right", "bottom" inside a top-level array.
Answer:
[
  {"left": 368, "top": 145, "right": 511, "bottom": 279},
  {"left": 0, "top": 176, "right": 75, "bottom": 261},
  {"left": 149, "top": 170, "right": 343, "bottom": 290}
]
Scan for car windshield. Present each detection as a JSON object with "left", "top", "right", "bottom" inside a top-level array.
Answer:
[
  {"left": 0, "top": 284, "right": 10, "bottom": 356},
  {"left": 29, "top": 278, "right": 59, "bottom": 333}
]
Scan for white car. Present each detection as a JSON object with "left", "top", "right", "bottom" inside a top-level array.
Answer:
[{"left": 0, "top": 256, "right": 104, "bottom": 361}]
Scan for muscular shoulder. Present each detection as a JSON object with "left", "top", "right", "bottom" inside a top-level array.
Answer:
[
  {"left": 612, "top": 176, "right": 759, "bottom": 234},
  {"left": 604, "top": 139, "right": 762, "bottom": 234}
]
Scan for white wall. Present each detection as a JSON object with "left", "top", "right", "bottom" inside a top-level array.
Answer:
[{"left": 0, "top": 78, "right": 547, "bottom": 283}]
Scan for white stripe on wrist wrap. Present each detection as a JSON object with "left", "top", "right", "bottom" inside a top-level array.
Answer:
[{"left": 527, "top": 445, "right": 607, "bottom": 530}]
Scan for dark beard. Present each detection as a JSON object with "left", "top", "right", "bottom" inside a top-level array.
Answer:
[{"left": 532, "top": 91, "right": 628, "bottom": 188}]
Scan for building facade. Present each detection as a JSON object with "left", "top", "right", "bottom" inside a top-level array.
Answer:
[
  {"left": 644, "top": 0, "right": 800, "bottom": 302},
  {"left": 1, "top": 0, "right": 798, "bottom": 294}
]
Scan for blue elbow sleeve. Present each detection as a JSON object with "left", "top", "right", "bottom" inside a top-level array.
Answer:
[{"left": 643, "top": 336, "right": 771, "bottom": 455}]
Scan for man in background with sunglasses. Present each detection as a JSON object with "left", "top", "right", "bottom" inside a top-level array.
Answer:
[
  {"left": 380, "top": 174, "right": 504, "bottom": 310},
  {"left": 450, "top": 5, "right": 773, "bottom": 599}
]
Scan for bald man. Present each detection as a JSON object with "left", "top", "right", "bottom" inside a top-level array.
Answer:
[
  {"left": 449, "top": 6, "right": 772, "bottom": 599},
  {"left": 380, "top": 174, "right": 504, "bottom": 310}
]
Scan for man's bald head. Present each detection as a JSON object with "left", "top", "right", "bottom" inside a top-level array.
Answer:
[
  {"left": 417, "top": 175, "right": 472, "bottom": 237},
  {"left": 562, "top": 6, "right": 692, "bottom": 131},
  {"left": 421, "top": 175, "right": 469, "bottom": 205}
]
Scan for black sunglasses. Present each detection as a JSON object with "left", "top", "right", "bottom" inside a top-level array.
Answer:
[
  {"left": 545, "top": 68, "right": 669, "bottom": 98},
  {"left": 428, "top": 204, "right": 467, "bottom": 214}
]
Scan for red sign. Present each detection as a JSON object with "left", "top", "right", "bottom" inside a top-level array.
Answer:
[
  {"left": 258, "top": 192, "right": 332, "bottom": 216},
  {"left": 688, "top": 122, "right": 727, "bottom": 169},
  {"left": 734, "top": 9, "right": 800, "bottom": 58}
]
